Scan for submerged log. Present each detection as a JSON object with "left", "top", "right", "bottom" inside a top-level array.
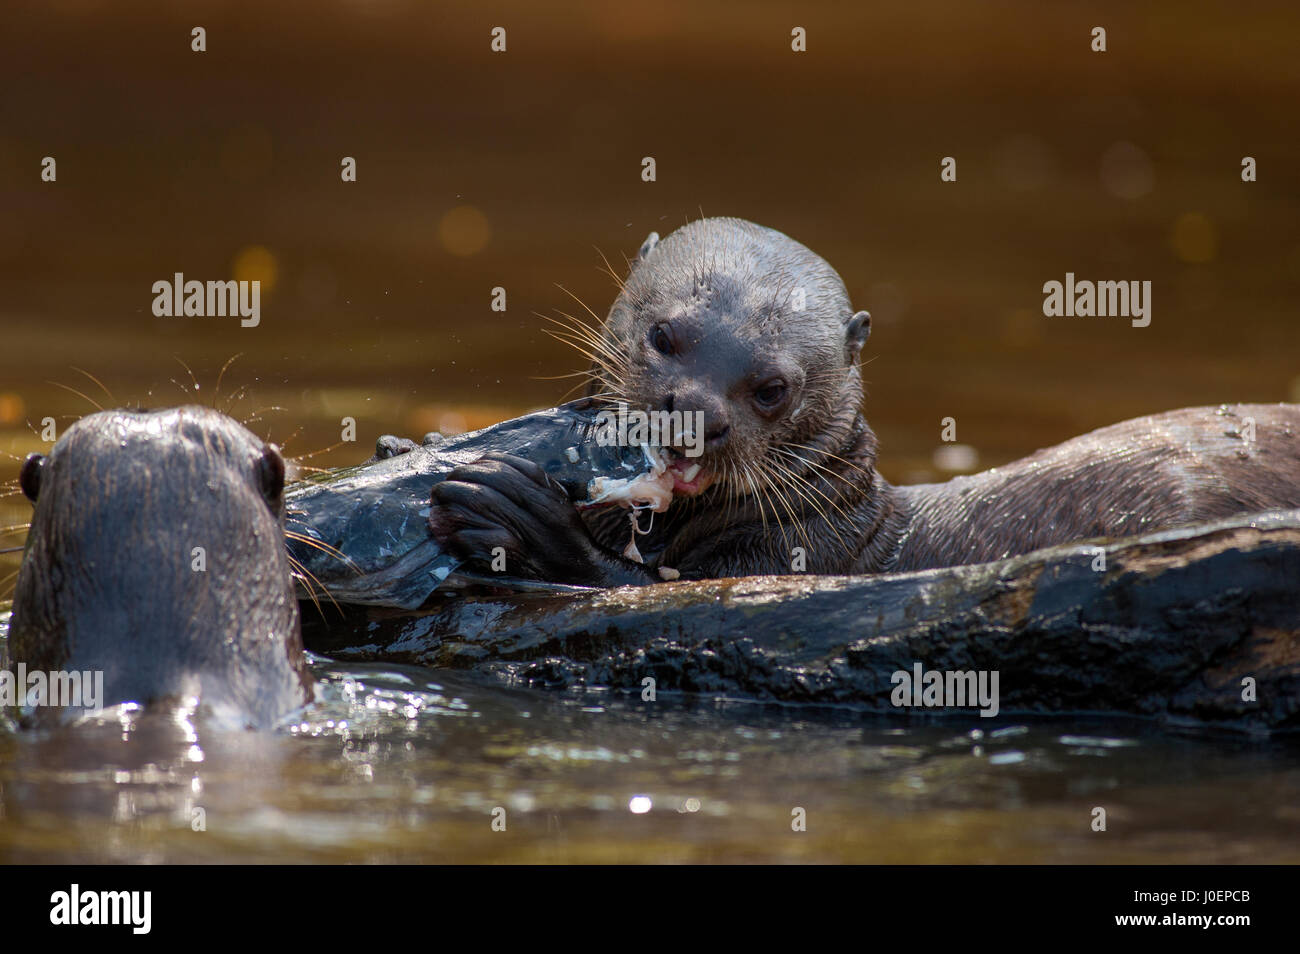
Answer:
[{"left": 303, "top": 509, "right": 1300, "bottom": 730}]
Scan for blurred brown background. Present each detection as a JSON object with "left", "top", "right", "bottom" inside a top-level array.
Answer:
[{"left": 2, "top": 0, "right": 1298, "bottom": 561}]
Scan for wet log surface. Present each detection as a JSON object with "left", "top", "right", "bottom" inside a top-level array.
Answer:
[{"left": 303, "top": 509, "right": 1300, "bottom": 730}]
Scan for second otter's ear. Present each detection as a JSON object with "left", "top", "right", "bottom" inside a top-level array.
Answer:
[
  {"left": 256, "top": 444, "right": 286, "bottom": 505},
  {"left": 845, "top": 310, "right": 872, "bottom": 361},
  {"left": 19, "top": 453, "right": 45, "bottom": 503},
  {"left": 636, "top": 232, "right": 660, "bottom": 264}
]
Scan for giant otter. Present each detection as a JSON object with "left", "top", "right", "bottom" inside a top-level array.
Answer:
[
  {"left": 429, "top": 217, "right": 1300, "bottom": 585},
  {"left": 7, "top": 405, "right": 313, "bottom": 727}
]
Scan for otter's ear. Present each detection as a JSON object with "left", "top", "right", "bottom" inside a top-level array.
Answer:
[
  {"left": 636, "top": 232, "right": 659, "bottom": 264},
  {"left": 256, "top": 444, "right": 285, "bottom": 505},
  {"left": 845, "top": 310, "right": 871, "bottom": 361},
  {"left": 19, "top": 453, "right": 44, "bottom": 503}
]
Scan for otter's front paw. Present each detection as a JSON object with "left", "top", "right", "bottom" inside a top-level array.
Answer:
[{"left": 429, "top": 452, "right": 605, "bottom": 585}]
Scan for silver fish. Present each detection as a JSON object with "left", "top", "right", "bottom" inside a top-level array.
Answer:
[{"left": 284, "top": 399, "right": 671, "bottom": 609}]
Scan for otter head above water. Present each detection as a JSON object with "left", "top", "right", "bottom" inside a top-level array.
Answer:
[
  {"left": 7, "top": 405, "right": 313, "bottom": 728},
  {"left": 595, "top": 217, "right": 872, "bottom": 500}
]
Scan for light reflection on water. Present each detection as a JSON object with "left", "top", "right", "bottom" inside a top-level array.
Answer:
[{"left": 3, "top": 626, "right": 1300, "bottom": 863}]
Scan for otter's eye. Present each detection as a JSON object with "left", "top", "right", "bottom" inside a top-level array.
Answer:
[
  {"left": 256, "top": 444, "right": 285, "bottom": 505},
  {"left": 19, "top": 453, "right": 45, "bottom": 503},
  {"left": 754, "top": 381, "right": 788, "bottom": 409},
  {"left": 649, "top": 323, "right": 675, "bottom": 356}
]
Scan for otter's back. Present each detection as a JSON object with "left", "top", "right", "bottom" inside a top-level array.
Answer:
[{"left": 893, "top": 403, "right": 1300, "bottom": 570}]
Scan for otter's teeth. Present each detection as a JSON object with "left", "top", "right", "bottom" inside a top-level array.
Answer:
[{"left": 682, "top": 463, "right": 701, "bottom": 482}]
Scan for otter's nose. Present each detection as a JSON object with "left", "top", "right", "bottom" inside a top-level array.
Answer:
[{"left": 662, "top": 389, "right": 730, "bottom": 450}]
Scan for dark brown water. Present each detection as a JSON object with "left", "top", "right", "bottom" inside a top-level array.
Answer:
[{"left": 2, "top": 0, "right": 1299, "bottom": 862}]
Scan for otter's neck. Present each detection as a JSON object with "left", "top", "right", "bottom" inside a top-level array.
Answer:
[{"left": 834, "top": 413, "right": 909, "bottom": 573}]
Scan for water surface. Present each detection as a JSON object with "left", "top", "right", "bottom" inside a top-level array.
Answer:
[{"left": 3, "top": 615, "right": 1297, "bottom": 864}]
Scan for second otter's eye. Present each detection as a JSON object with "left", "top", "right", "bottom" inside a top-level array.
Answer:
[
  {"left": 754, "top": 381, "right": 788, "bottom": 408},
  {"left": 649, "top": 323, "right": 675, "bottom": 356}
]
